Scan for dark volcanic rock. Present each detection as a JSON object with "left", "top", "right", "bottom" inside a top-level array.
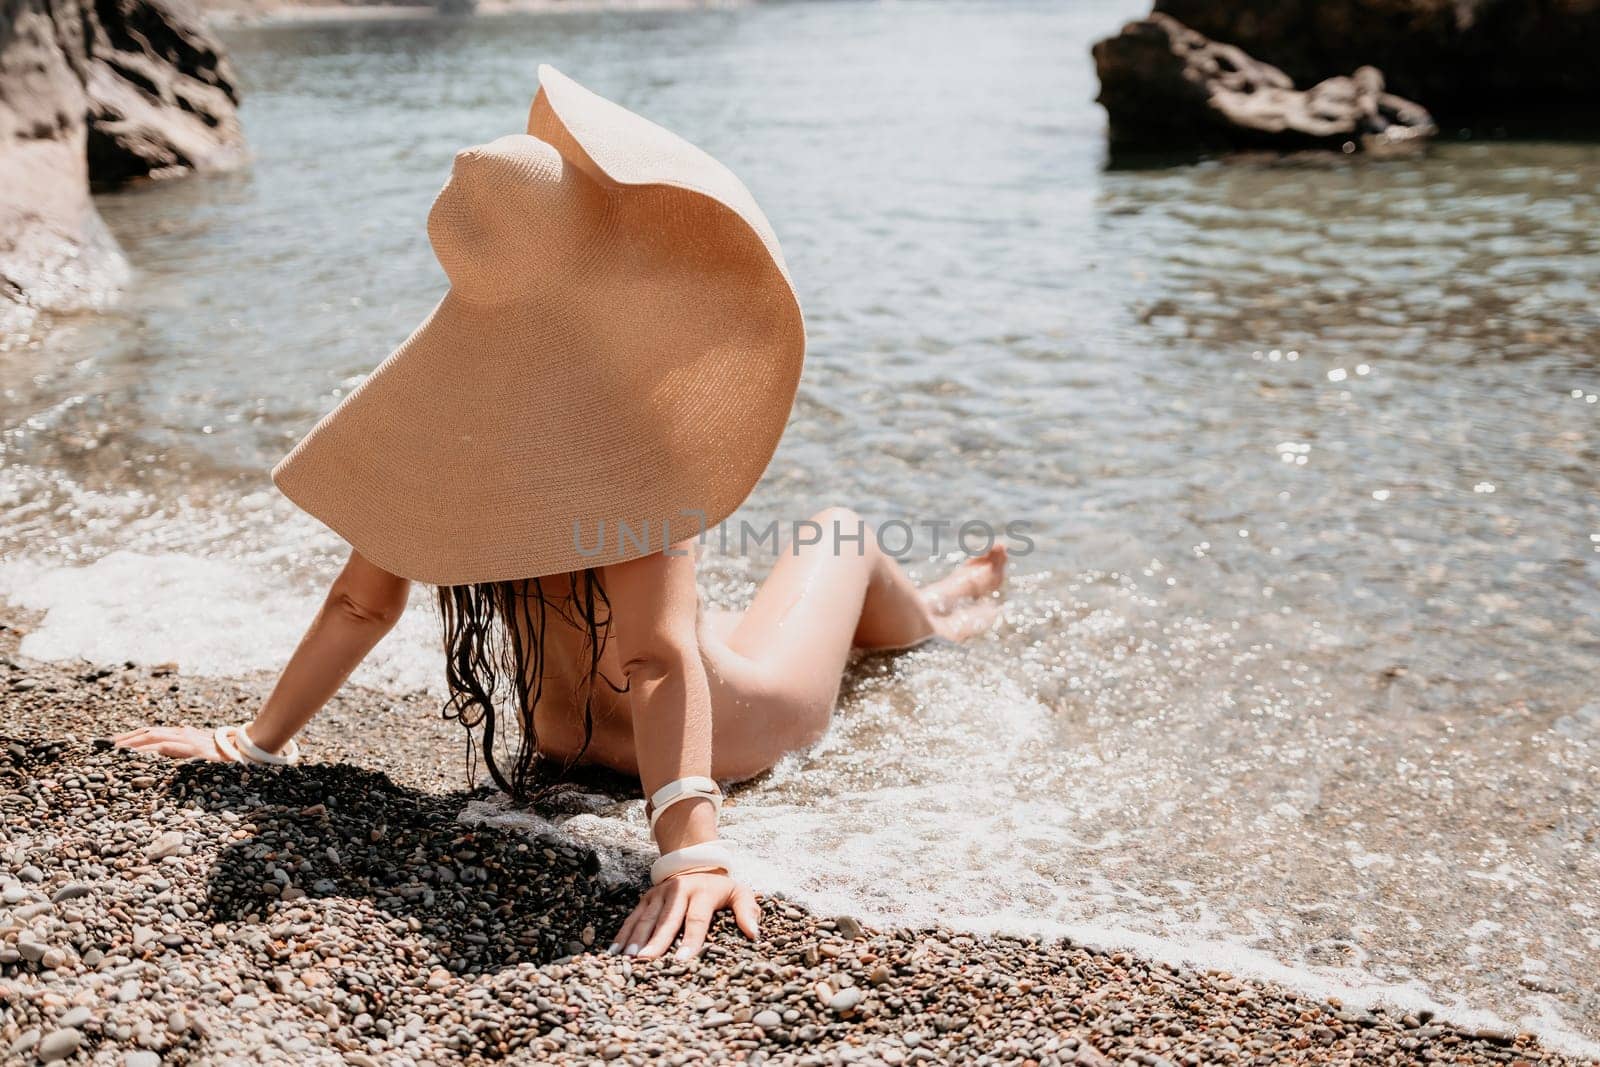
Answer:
[
  {"left": 83, "top": 0, "right": 243, "bottom": 184},
  {"left": 1153, "top": 0, "right": 1600, "bottom": 125},
  {"left": 1092, "top": 14, "right": 1435, "bottom": 153},
  {"left": 0, "top": 0, "right": 241, "bottom": 332}
]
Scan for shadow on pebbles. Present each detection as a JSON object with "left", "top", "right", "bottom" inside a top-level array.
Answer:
[{"left": 0, "top": 650, "right": 1592, "bottom": 1064}]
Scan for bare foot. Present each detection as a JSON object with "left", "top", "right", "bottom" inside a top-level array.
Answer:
[
  {"left": 921, "top": 544, "right": 1008, "bottom": 626},
  {"left": 933, "top": 599, "right": 1001, "bottom": 642}
]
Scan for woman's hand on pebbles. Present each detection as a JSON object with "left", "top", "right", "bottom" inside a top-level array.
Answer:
[
  {"left": 611, "top": 871, "right": 759, "bottom": 960},
  {"left": 112, "top": 725, "right": 226, "bottom": 761}
]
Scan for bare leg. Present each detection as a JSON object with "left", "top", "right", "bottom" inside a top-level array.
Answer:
[
  {"left": 703, "top": 509, "right": 1007, "bottom": 768},
  {"left": 726, "top": 508, "right": 943, "bottom": 663}
]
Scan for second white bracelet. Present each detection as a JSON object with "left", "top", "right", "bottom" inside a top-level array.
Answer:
[
  {"left": 650, "top": 842, "right": 734, "bottom": 885},
  {"left": 645, "top": 775, "right": 723, "bottom": 832},
  {"left": 233, "top": 725, "right": 301, "bottom": 766},
  {"left": 213, "top": 724, "right": 301, "bottom": 767}
]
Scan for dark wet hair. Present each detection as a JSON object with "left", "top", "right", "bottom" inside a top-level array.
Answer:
[{"left": 436, "top": 572, "right": 622, "bottom": 803}]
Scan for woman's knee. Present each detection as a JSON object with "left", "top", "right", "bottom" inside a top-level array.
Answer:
[{"left": 801, "top": 506, "right": 873, "bottom": 559}]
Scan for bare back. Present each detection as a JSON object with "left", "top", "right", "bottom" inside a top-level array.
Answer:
[{"left": 517, "top": 554, "right": 841, "bottom": 782}]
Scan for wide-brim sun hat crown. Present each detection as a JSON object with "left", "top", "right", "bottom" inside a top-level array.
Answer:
[{"left": 272, "top": 65, "right": 805, "bottom": 586}]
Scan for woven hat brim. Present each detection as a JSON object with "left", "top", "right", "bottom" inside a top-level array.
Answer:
[{"left": 271, "top": 68, "right": 804, "bottom": 586}]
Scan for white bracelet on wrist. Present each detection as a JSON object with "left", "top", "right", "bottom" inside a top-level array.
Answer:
[
  {"left": 235, "top": 725, "right": 300, "bottom": 766},
  {"left": 645, "top": 775, "right": 722, "bottom": 833},
  {"left": 214, "top": 724, "right": 301, "bottom": 766},
  {"left": 213, "top": 725, "right": 243, "bottom": 763},
  {"left": 650, "top": 841, "right": 734, "bottom": 885}
]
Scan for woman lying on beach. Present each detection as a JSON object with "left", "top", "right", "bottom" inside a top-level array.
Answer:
[
  {"left": 116, "top": 533, "right": 1005, "bottom": 956},
  {"left": 112, "top": 67, "right": 1007, "bottom": 963}
]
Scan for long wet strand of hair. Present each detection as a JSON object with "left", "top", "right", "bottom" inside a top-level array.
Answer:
[{"left": 437, "top": 573, "right": 611, "bottom": 804}]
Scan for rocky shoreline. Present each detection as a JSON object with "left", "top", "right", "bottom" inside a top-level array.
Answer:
[
  {"left": 0, "top": 0, "right": 242, "bottom": 335},
  {"left": 1, "top": 617, "right": 1593, "bottom": 1066}
]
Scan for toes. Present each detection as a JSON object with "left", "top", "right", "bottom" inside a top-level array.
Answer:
[{"left": 986, "top": 546, "right": 1009, "bottom": 586}]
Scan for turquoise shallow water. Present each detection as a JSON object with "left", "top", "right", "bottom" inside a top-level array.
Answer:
[{"left": 2, "top": 0, "right": 1598, "bottom": 1049}]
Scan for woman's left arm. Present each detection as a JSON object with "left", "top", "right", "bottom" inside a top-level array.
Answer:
[
  {"left": 602, "top": 546, "right": 759, "bottom": 959},
  {"left": 114, "top": 549, "right": 409, "bottom": 761}
]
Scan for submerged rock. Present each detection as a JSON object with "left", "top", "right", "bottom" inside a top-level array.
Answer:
[
  {"left": 1153, "top": 0, "right": 1600, "bottom": 126},
  {"left": 0, "top": 0, "right": 242, "bottom": 332},
  {"left": 1092, "top": 14, "right": 1434, "bottom": 154}
]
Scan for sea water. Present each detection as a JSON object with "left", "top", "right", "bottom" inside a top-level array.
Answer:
[{"left": 2, "top": 0, "right": 1598, "bottom": 1053}]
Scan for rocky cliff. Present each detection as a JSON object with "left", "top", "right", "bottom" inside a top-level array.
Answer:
[{"left": 0, "top": 0, "right": 242, "bottom": 334}]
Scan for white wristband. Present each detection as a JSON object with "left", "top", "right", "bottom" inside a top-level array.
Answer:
[
  {"left": 645, "top": 775, "right": 722, "bottom": 832},
  {"left": 234, "top": 725, "right": 300, "bottom": 766},
  {"left": 213, "top": 725, "right": 243, "bottom": 763},
  {"left": 650, "top": 842, "right": 734, "bottom": 885},
  {"left": 216, "top": 724, "right": 301, "bottom": 766}
]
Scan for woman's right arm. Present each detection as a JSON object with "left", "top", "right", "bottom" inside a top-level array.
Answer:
[{"left": 114, "top": 549, "right": 410, "bottom": 760}]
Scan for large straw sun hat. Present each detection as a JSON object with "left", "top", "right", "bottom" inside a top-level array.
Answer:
[{"left": 272, "top": 65, "right": 805, "bottom": 586}]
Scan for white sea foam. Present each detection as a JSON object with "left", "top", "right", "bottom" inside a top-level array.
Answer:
[{"left": 0, "top": 551, "right": 446, "bottom": 697}]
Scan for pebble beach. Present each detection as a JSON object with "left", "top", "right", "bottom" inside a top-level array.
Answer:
[{"left": 1, "top": 616, "right": 1592, "bottom": 1067}]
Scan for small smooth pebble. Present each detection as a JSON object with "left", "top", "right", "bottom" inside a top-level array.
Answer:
[
  {"left": 829, "top": 987, "right": 865, "bottom": 1013},
  {"left": 145, "top": 831, "right": 184, "bottom": 860},
  {"left": 36, "top": 1028, "right": 83, "bottom": 1063}
]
